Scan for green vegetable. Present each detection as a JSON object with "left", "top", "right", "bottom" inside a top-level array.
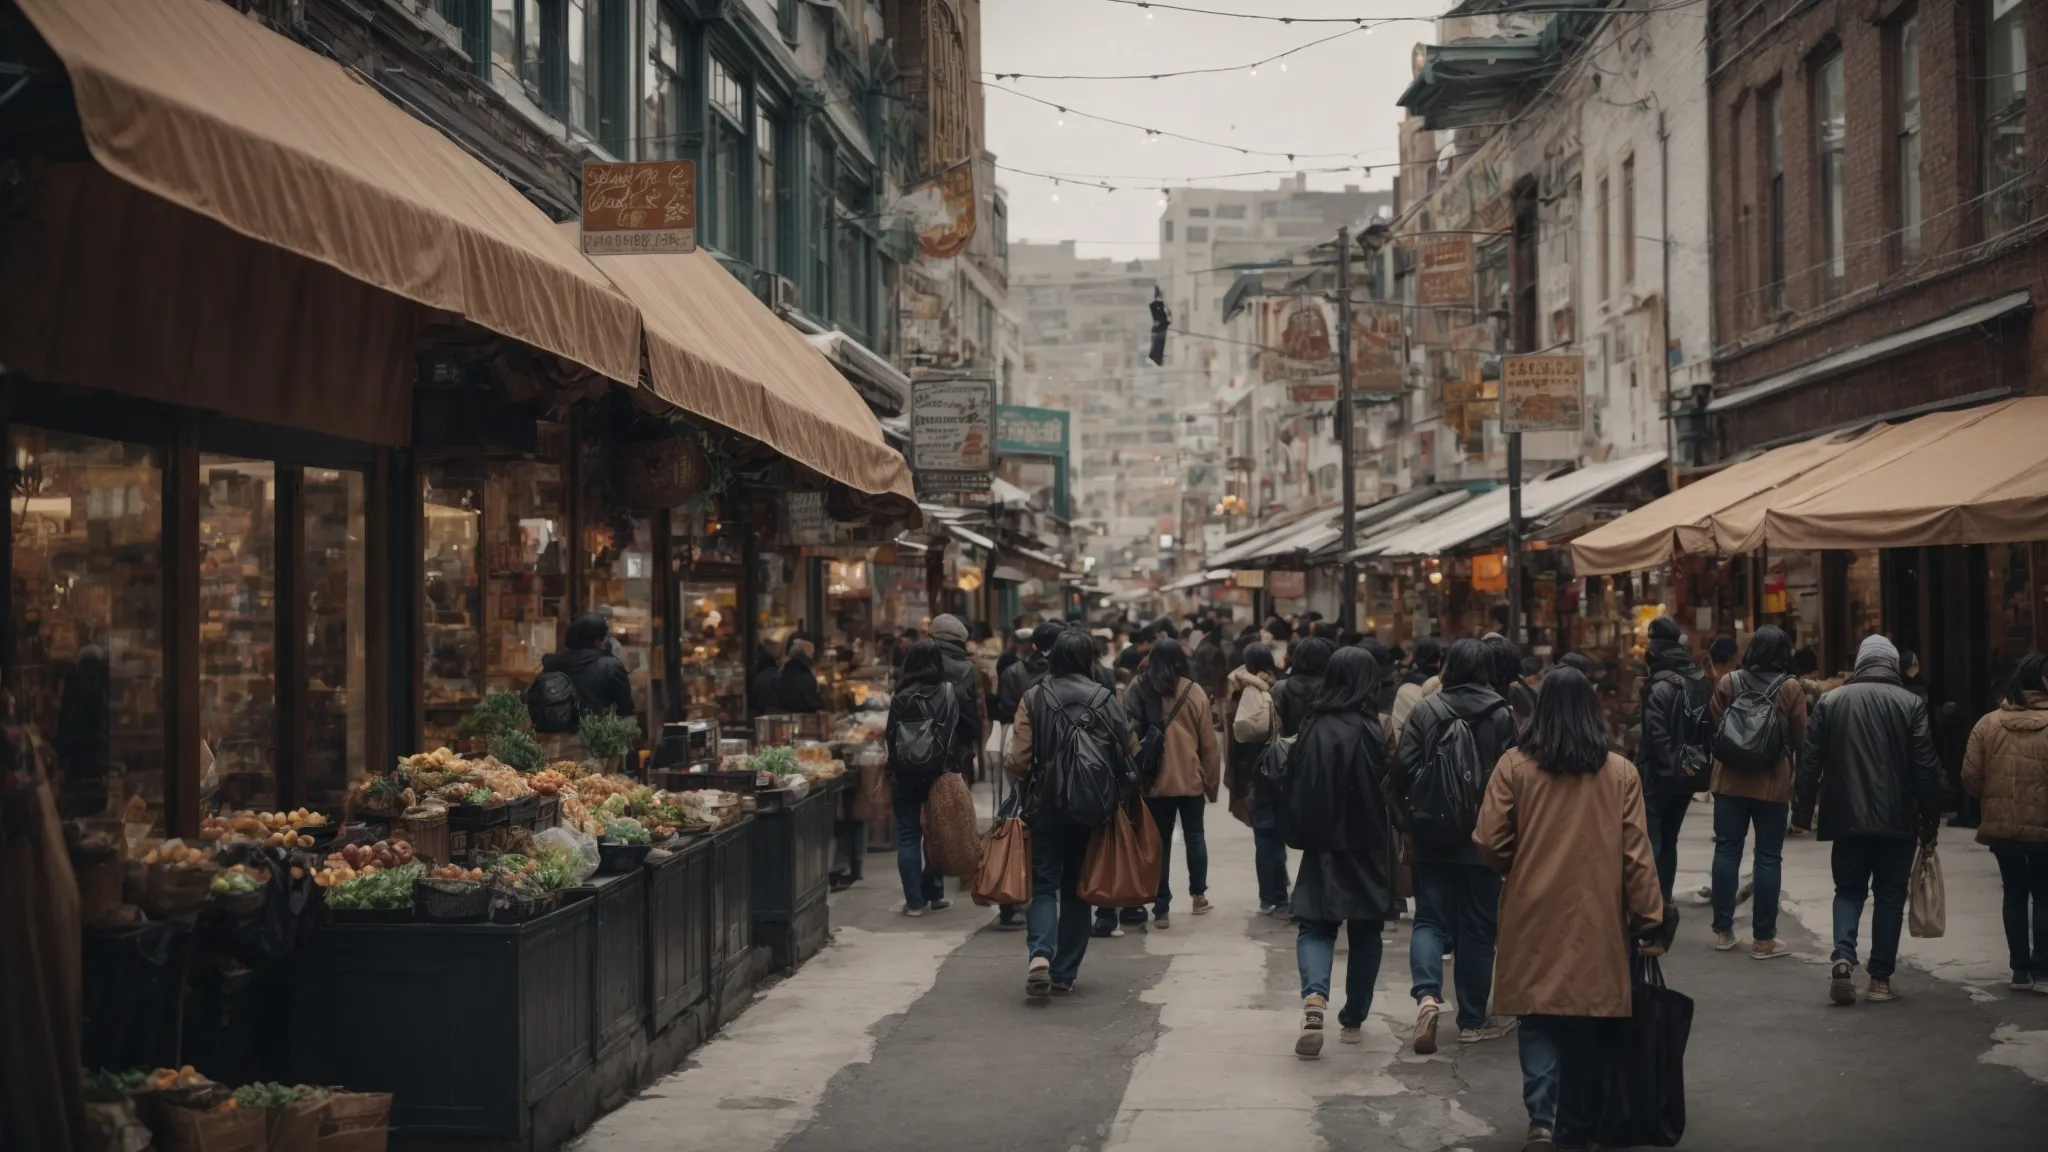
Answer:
[
  {"left": 599, "top": 793, "right": 627, "bottom": 817},
  {"left": 461, "top": 787, "right": 498, "bottom": 808},
  {"left": 487, "top": 853, "right": 533, "bottom": 875},
  {"left": 232, "top": 1083, "right": 328, "bottom": 1109},
  {"left": 461, "top": 692, "right": 532, "bottom": 739},
  {"left": 85, "top": 1069, "right": 148, "bottom": 1102},
  {"left": 364, "top": 774, "right": 408, "bottom": 807},
  {"left": 628, "top": 785, "right": 655, "bottom": 816},
  {"left": 529, "top": 846, "right": 580, "bottom": 891},
  {"left": 651, "top": 804, "right": 687, "bottom": 826},
  {"left": 327, "top": 863, "right": 422, "bottom": 910},
  {"left": 211, "top": 871, "right": 260, "bottom": 895},
  {"left": 750, "top": 746, "right": 799, "bottom": 777},
  {"left": 488, "top": 728, "right": 546, "bottom": 773},
  {"left": 578, "top": 711, "right": 640, "bottom": 760},
  {"left": 602, "top": 817, "right": 651, "bottom": 846}
]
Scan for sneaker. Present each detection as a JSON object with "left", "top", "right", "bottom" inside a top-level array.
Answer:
[
  {"left": 2011, "top": 973, "right": 2035, "bottom": 993},
  {"left": 1192, "top": 894, "right": 1213, "bottom": 915},
  {"left": 1154, "top": 913, "right": 1171, "bottom": 930},
  {"left": 1051, "top": 980, "right": 1074, "bottom": 995},
  {"left": 996, "top": 908, "right": 1023, "bottom": 931},
  {"left": 1864, "top": 978, "right": 1899, "bottom": 1002},
  {"left": 1026, "top": 957, "right": 1052, "bottom": 999},
  {"left": 1296, "top": 995, "right": 1327, "bottom": 1059},
  {"left": 1091, "top": 915, "right": 1116, "bottom": 938},
  {"left": 1259, "top": 903, "right": 1279, "bottom": 915},
  {"left": 1412, "top": 997, "right": 1442, "bottom": 1055},
  {"left": 1459, "top": 1017, "right": 1518, "bottom": 1043},
  {"left": 1713, "top": 931, "right": 1739, "bottom": 951},
  {"left": 902, "top": 906, "right": 925, "bottom": 918},
  {"left": 1270, "top": 902, "right": 1292, "bottom": 919},
  {"left": 1523, "top": 1126, "right": 1557, "bottom": 1152},
  {"left": 928, "top": 898, "right": 953, "bottom": 912},
  {"left": 1751, "top": 938, "right": 1791, "bottom": 960},
  {"left": 1830, "top": 960, "right": 1857, "bottom": 1005},
  {"left": 1339, "top": 1025, "right": 1362, "bottom": 1045}
]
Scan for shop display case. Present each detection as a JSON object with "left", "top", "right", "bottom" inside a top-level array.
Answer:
[{"left": 197, "top": 456, "right": 279, "bottom": 812}]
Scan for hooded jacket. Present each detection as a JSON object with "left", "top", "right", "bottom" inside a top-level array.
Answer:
[
  {"left": 777, "top": 653, "right": 826, "bottom": 714},
  {"left": 1794, "top": 658, "right": 1944, "bottom": 840},
  {"left": 995, "top": 650, "right": 1050, "bottom": 728},
  {"left": 1961, "top": 694, "right": 2048, "bottom": 849},
  {"left": 1392, "top": 681, "right": 1519, "bottom": 865},
  {"left": 537, "top": 646, "right": 636, "bottom": 720},
  {"left": 1284, "top": 708, "right": 1396, "bottom": 923},
  {"left": 1272, "top": 673, "right": 1324, "bottom": 738},
  {"left": 1638, "top": 639, "right": 1712, "bottom": 795},
  {"left": 932, "top": 636, "right": 986, "bottom": 764}
]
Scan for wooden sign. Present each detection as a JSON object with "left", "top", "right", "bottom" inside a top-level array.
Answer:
[
  {"left": 581, "top": 160, "right": 697, "bottom": 254},
  {"left": 1501, "top": 354, "right": 1586, "bottom": 434},
  {"left": 1417, "top": 240, "right": 1474, "bottom": 308}
]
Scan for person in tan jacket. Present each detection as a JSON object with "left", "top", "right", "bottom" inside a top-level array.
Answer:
[
  {"left": 1475, "top": 667, "right": 1665, "bottom": 1152},
  {"left": 1226, "top": 646, "right": 1288, "bottom": 912},
  {"left": 1127, "top": 637, "right": 1220, "bottom": 928},
  {"left": 1962, "top": 651, "right": 2048, "bottom": 991},
  {"left": 1707, "top": 625, "right": 1807, "bottom": 958}
]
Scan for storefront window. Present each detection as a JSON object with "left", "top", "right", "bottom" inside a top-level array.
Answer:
[
  {"left": 484, "top": 459, "right": 568, "bottom": 693},
  {"left": 9, "top": 430, "right": 165, "bottom": 828},
  {"left": 678, "top": 579, "right": 743, "bottom": 720},
  {"left": 585, "top": 508, "right": 657, "bottom": 721},
  {"left": 1844, "top": 549, "right": 1883, "bottom": 648},
  {"left": 1987, "top": 542, "right": 2048, "bottom": 692},
  {"left": 303, "top": 468, "right": 367, "bottom": 807},
  {"left": 421, "top": 463, "right": 484, "bottom": 746},
  {"left": 197, "top": 456, "right": 279, "bottom": 811}
]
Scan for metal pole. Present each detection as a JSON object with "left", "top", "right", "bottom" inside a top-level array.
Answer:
[
  {"left": 1336, "top": 225, "right": 1358, "bottom": 633},
  {"left": 1497, "top": 298, "right": 1523, "bottom": 649}
]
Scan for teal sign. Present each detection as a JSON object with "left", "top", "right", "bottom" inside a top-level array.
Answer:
[{"left": 996, "top": 405, "right": 1070, "bottom": 455}]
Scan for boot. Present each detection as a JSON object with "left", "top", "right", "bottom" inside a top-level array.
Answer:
[{"left": 1295, "top": 995, "right": 1327, "bottom": 1059}]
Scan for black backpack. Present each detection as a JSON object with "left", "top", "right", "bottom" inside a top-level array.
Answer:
[
  {"left": 526, "top": 671, "right": 580, "bottom": 734},
  {"left": 889, "top": 683, "right": 959, "bottom": 783},
  {"left": 1408, "top": 701, "right": 1501, "bottom": 850},
  {"left": 1713, "top": 671, "right": 1791, "bottom": 772},
  {"left": 1033, "top": 684, "right": 1133, "bottom": 828},
  {"left": 1654, "top": 671, "right": 1715, "bottom": 787},
  {"left": 1134, "top": 682, "right": 1195, "bottom": 790}
]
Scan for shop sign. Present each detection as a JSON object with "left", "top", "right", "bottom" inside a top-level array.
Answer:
[
  {"left": 787, "top": 490, "right": 831, "bottom": 546},
  {"left": 580, "top": 160, "right": 696, "bottom": 254},
  {"left": 1231, "top": 569, "right": 1266, "bottom": 589},
  {"left": 995, "top": 405, "right": 1069, "bottom": 455},
  {"left": 1268, "top": 570, "right": 1307, "bottom": 599},
  {"left": 912, "top": 374, "right": 995, "bottom": 505},
  {"left": 1501, "top": 353, "right": 1585, "bottom": 434},
  {"left": 1418, "top": 241, "right": 1474, "bottom": 308},
  {"left": 1260, "top": 300, "right": 1406, "bottom": 399}
]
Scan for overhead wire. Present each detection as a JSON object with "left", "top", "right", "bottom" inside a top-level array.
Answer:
[{"left": 985, "top": 22, "right": 1388, "bottom": 81}]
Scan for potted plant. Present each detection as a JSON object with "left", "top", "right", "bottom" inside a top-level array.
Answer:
[{"left": 578, "top": 712, "right": 640, "bottom": 776}]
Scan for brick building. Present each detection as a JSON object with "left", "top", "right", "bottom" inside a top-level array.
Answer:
[{"left": 1704, "top": 0, "right": 2045, "bottom": 457}]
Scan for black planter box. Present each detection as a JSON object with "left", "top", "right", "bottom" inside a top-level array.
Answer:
[
  {"left": 749, "top": 783, "right": 835, "bottom": 974},
  {"left": 644, "top": 834, "right": 713, "bottom": 1031},
  {"left": 708, "top": 816, "right": 756, "bottom": 1025},
  {"left": 585, "top": 870, "right": 647, "bottom": 1058}
]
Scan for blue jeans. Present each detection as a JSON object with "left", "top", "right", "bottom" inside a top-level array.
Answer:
[
  {"left": 1831, "top": 836, "right": 1917, "bottom": 979},
  {"left": 1642, "top": 790, "right": 1692, "bottom": 901},
  {"left": 892, "top": 778, "right": 946, "bottom": 909},
  {"left": 1296, "top": 918, "right": 1384, "bottom": 1028},
  {"left": 1711, "top": 793, "right": 1788, "bottom": 940},
  {"left": 1408, "top": 862, "right": 1502, "bottom": 1029},
  {"left": 1992, "top": 847, "right": 2048, "bottom": 981},
  {"left": 1519, "top": 1014, "right": 1618, "bottom": 1137},
  {"left": 1147, "top": 795, "right": 1209, "bottom": 915},
  {"left": 1251, "top": 791, "right": 1290, "bottom": 908},
  {"left": 1026, "top": 817, "right": 1094, "bottom": 984}
]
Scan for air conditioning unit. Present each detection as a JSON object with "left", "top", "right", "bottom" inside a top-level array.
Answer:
[{"left": 753, "top": 271, "right": 800, "bottom": 313}]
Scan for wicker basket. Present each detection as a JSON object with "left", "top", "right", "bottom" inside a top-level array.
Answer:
[
  {"left": 491, "top": 883, "right": 561, "bottom": 924},
  {"left": 614, "top": 436, "right": 710, "bottom": 510},
  {"left": 414, "top": 877, "right": 492, "bottom": 923},
  {"left": 140, "top": 863, "right": 218, "bottom": 917},
  {"left": 397, "top": 805, "right": 450, "bottom": 865}
]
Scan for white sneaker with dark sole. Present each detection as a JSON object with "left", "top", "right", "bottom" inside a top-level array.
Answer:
[
  {"left": 1412, "top": 998, "right": 1442, "bottom": 1055},
  {"left": 1296, "top": 997, "right": 1327, "bottom": 1059}
]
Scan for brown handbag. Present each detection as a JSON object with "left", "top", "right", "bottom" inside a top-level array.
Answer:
[
  {"left": 921, "top": 771, "right": 983, "bottom": 876},
  {"left": 1078, "top": 797, "right": 1164, "bottom": 908},
  {"left": 970, "top": 816, "right": 1032, "bottom": 906},
  {"left": 849, "top": 754, "right": 889, "bottom": 823}
]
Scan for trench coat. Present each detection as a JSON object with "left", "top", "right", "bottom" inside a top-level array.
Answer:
[{"left": 1474, "top": 749, "right": 1664, "bottom": 1018}]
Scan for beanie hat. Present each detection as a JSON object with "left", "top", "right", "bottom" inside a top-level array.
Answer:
[
  {"left": 929, "top": 614, "right": 969, "bottom": 643},
  {"left": 1648, "top": 616, "right": 1681, "bottom": 644}
]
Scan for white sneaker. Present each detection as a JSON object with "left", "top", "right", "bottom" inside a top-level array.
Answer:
[{"left": 901, "top": 906, "right": 924, "bottom": 918}]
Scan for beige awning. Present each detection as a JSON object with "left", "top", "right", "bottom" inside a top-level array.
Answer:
[
  {"left": 14, "top": 0, "right": 642, "bottom": 387},
  {"left": 570, "top": 231, "right": 915, "bottom": 504}
]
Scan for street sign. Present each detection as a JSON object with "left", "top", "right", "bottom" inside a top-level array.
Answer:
[
  {"left": 995, "top": 405, "right": 1069, "bottom": 455},
  {"left": 1268, "top": 570, "right": 1307, "bottom": 599},
  {"left": 912, "top": 374, "right": 995, "bottom": 506},
  {"left": 581, "top": 160, "right": 696, "bottom": 254},
  {"left": 1501, "top": 353, "right": 1586, "bottom": 434},
  {"left": 1417, "top": 240, "right": 1474, "bottom": 308}
]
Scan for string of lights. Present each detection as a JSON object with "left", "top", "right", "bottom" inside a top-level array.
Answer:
[{"left": 1103, "top": 0, "right": 1707, "bottom": 22}]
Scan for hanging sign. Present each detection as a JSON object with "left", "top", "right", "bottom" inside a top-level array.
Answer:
[
  {"left": 1267, "top": 570, "right": 1308, "bottom": 600},
  {"left": 580, "top": 160, "right": 696, "bottom": 254},
  {"left": 1417, "top": 240, "right": 1474, "bottom": 308},
  {"left": 1501, "top": 354, "right": 1586, "bottom": 434},
  {"left": 912, "top": 374, "right": 995, "bottom": 505}
]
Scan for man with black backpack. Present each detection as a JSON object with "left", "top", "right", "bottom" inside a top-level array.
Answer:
[
  {"left": 1639, "top": 617, "right": 1714, "bottom": 901},
  {"left": 928, "top": 615, "right": 988, "bottom": 779},
  {"left": 884, "top": 640, "right": 965, "bottom": 916},
  {"left": 1707, "top": 624, "right": 1807, "bottom": 960},
  {"left": 1391, "top": 638, "right": 1519, "bottom": 1055}
]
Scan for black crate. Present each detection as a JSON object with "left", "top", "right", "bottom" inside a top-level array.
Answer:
[
  {"left": 749, "top": 787, "right": 836, "bottom": 973},
  {"left": 586, "top": 870, "right": 648, "bottom": 1058},
  {"left": 645, "top": 836, "right": 713, "bottom": 1031}
]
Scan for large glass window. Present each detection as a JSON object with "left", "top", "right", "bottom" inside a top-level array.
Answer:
[
  {"left": 1597, "top": 172, "right": 1611, "bottom": 301},
  {"left": 708, "top": 58, "right": 748, "bottom": 257},
  {"left": 1896, "top": 15, "right": 1923, "bottom": 263},
  {"left": 567, "top": 0, "right": 594, "bottom": 135},
  {"left": 642, "top": 3, "right": 685, "bottom": 160},
  {"left": 9, "top": 430, "right": 164, "bottom": 830},
  {"left": 757, "top": 100, "right": 783, "bottom": 275},
  {"left": 809, "top": 133, "right": 835, "bottom": 316},
  {"left": 1986, "top": 0, "right": 2030, "bottom": 236},
  {"left": 303, "top": 469, "right": 367, "bottom": 808},
  {"left": 421, "top": 463, "right": 483, "bottom": 746},
  {"left": 197, "top": 456, "right": 277, "bottom": 812},
  {"left": 1815, "top": 51, "right": 1847, "bottom": 296},
  {"left": 583, "top": 500, "right": 657, "bottom": 723},
  {"left": 1620, "top": 154, "right": 1636, "bottom": 285},
  {"left": 490, "top": 0, "right": 519, "bottom": 82}
]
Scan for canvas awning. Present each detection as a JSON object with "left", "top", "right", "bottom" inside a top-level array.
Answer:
[
  {"left": 804, "top": 330, "right": 912, "bottom": 416},
  {"left": 1208, "top": 508, "right": 1339, "bottom": 568},
  {"left": 1364, "top": 452, "right": 1667, "bottom": 558},
  {"left": 13, "top": 0, "right": 642, "bottom": 394},
  {"left": 1345, "top": 490, "right": 1475, "bottom": 559},
  {"left": 574, "top": 234, "right": 914, "bottom": 504}
]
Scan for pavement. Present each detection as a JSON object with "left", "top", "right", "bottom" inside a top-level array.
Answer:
[{"left": 576, "top": 787, "right": 2048, "bottom": 1152}]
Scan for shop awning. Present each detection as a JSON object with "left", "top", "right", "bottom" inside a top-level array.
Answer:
[
  {"left": 1162, "top": 569, "right": 1232, "bottom": 593},
  {"left": 574, "top": 235, "right": 915, "bottom": 504},
  {"left": 1345, "top": 489, "right": 1475, "bottom": 559},
  {"left": 804, "top": 330, "right": 912, "bottom": 417},
  {"left": 1364, "top": 452, "right": 1667, "bottom": 558},
  {"left": 14, "top": 0, "right": 642, "bottom": 387},
  {"left": 1207, "top": 507, "right": 1339, "bottom": 568}
]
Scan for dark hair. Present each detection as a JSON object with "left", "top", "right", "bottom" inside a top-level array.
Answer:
[
  {"left": 1649, "top": 615, "right": 1681, "bottom": 643},
  {"left": 1309, "top": 647, "right": 1381, "bottom": 716},
  {"left": 1242, "top": 642, "right": 1277, "bottom": 677},
  {"left": 1358, "top": 637, "right": 1391, "bottom": 666},
  {"left": 2001, "top": 652, "right": 2048, "bottom": 708},
  {"left": 972, "top": 620, "right": 993, "bottom": 643},
  {"left": 1745, "top": 626, "right": 1795, "bottom": 675},
  {"left": 1558, "top": 651, "right": 1593, "bottom": 674},
  {"left": 1481, "top": 633, "right": 1519, "bottom": 693},
  {"left": 1897, "top": 648, "right": 1920, "bottom": 678},
  {"left": 1141, "top": 636, "right": 1191, "bottom": 699},
  {"left": 1049, "top": 630, "right": 1098, "bottom": 678},
  {"left": 1523, "top": 667, "right": 1608, "bottom": 775},
  {"left": 1440, "top": 638, "right": 1491, "bottom": 689},
  {"left": 1312, "top": 621, "right": 1342, "bottom": 640},
  {"left": 1709, "top": 636, "right": 1739, "bottom": 665},
  {"left": 1520, "top": 655, "right": 1546, "bottom": 678},
  {"left": 1265, "top": 616, "right": 1294, "bottom": 642},
  {"left": 566, "top": 612, "right": 611, "bottom": 650},
  {"left": 1410, "top": 635, "right": 1443, "bottom": 675},
  {"left": 1288, "top": 635, "right": 1335, "bottom": 677},
  {"left": 1237, "top": 625, "right": 1261, "bottom": 643},
  {"left": 1387, "top": 643, "right": 1407, "bottom": 665},
  {"left": 899, "top": 640, "right": 946, "bottom": 687},
  {"left": 1031, "top": 621, "right": 1065, "bottom": 653},
  {"left": 1792, "top": 647, "right": 1819, "bottom": 676}
]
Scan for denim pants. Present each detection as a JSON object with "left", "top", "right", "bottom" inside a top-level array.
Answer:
[
  {"left": 1519, "top": 1014, "right": 1619, "bottom": 1137},
  {"left": 1992, "top": 847, "right": 2048, "bottom": 980},
  {"left": 1147, "top": 795, "right": 1209, "bottom": 915},
  {"left": 1296, "top": 918, "right": 1385, "bottom": 1028},
  {"left": 1251, "top": 791, "right": 1290, "bottom": 907},
  {"left": 1642, "top": 790, "right": 1693, "bottom": 901},
  {"left": 1831, "top": 836, "right": 1917, "bottom": 979},
  {"left": 1026, "top": 816, "right": 1094, "bottom": 984},
  {"left": 892, "top": 777, "right": 946, "bottom": 909},
  {"left": 1408, "top": 862, "right": 1503, "bottom": 1029},
  {"left": 1711, "top": 793, "right": 1788, "bottom": 940}
]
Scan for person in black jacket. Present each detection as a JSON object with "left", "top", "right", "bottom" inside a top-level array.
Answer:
[
  {"left": 1285, "top": 647, "right": 1396, "bottom": 1058},
  {"left": 1272, "top": 636, "right": 1336, "bottom": 739},
  {"left": 1190, "top": 617, "right": 1226, "bottom": 703},
  {"left": 928, "top": 614, "right": 988, "bottom": 775},
  {"left": 1795, "top": 634, "right": 1945, "bottom": 1005},
  {"left": 884, "top": 641, "right": 960, "bottom": 916},
  {"left": 776, "top": 637, "right": 827, "bottom": 714},
  {"left": 1638, "top": 616, "right": 1713, "bottom": 900},
  {"left": 996, "top": 623, "right": 1061, "bottom": 733},
  {"left": 1391, "top": 638, "right": 1519, "bottom": 1054},
  {"left": 537, "top": 613, "right": 636, "bottom": 720},
  {"left": 749, "top": 643, "right": 784, "bottom": 714}
]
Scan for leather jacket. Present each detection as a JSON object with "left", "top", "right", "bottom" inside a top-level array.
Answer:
[{"left": 1794, "top": 666, "right": 1944, "bottom": 840}]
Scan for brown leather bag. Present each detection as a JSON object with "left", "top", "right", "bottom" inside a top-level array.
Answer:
[
  {"left": 921, "top": 771, "right": 982, "bottom": 876},
  {"left": 970, "top": 816, "right": 1031, "bottom": 906},
  {"left": 1078, "top": 798, "right": 1163, "bottom": 908}
]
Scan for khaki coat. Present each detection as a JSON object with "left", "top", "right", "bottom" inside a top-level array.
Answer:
[
  {"left": 1475, "top": 749, "right": 1664, "bottom": 1018},
  {"left": 1962, "top": 697, "right": 2048, "bottom": 848},
  {"left": 1709, "top": 671, "right": 1808, "bottom": 803},
  {"left": 1137, "top": 679, "right": 1220, "bottom": 800}
]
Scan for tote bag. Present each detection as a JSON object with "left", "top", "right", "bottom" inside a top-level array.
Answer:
[
  {"left": 970, "top": 816, "right": 1032, "bottom": 907},
  {"left": 1078, "top": 798, "right": 1163, "bottom": 908},
  {"left": 1909, "top": 842, "right": 1946, "bottom": 939}
]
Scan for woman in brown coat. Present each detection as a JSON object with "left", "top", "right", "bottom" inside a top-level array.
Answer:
[
  {"left": 1707, "top": 624, "right": 1807, "bottom": 958},
  {"left": 1962, "top": 652, "right": 2048, "bottom": 990},
  {"left": 1128, "top": 638, "right": 1220, "bottom": 929},
  {"left": 1476, "top": 667, "right": 1664, "bottom": 1152}
]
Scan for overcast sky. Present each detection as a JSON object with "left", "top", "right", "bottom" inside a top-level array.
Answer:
[{"left": 981, "top": 0, "right": 1445, "bottom": 261}]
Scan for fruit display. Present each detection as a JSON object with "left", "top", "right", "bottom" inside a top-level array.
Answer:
[
  {"left": 230, "top": 1082, "right": 329, "bottom": 1109},
  {"left": 140, "top": 841, "right": 212, "bottom": 866},
  {"left": 325, "top": 863, "right": 421, "bottom": 909},
  {"left": 529, "top": 768, "right": 573, "bottom": 795},
  {"left": 315, "top": 839, "right": 416, "bottom": 886},
  {"left": 210, "top": 864, "right": 268, "bottom": 895},
  {"left": 429, "top": 864, "right": 486, "bottom": 881},
  {"left": 570, "top": 773, "right": 638, "bottom": 804},
  {"left": 398, "top": 747, "right": 465, "bottom": 773},
  {"left": 474, "top": 763, "right": 535, "bottom": 798}
]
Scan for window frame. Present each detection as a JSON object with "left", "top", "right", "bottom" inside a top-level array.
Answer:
[
  {"left": 1596, "top": 171, "right": 1611, "bottom": 303},
  {"left": 1813, "top": 47, "right": 1848, "bottom": 299},
  {"left": 1764, "top": 83, "right": 1785, "bottom": 317},
  {"left": 1891, "top": 12, "right": 1923, "bottom": 266},
  {"left": 1982, "top": 0, "right": 2031, "bottom": 238},
  {"left": 1619, "top": 153, "right": 1636, "bottom": 287}
]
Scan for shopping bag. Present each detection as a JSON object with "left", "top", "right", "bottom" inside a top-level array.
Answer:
[
  {"left": 921, "top": 771, "right": 982, "bottom": 877},
  {"left": 1589, "top": 956, "right": 1693, "bottom": 1148},
  {"left": 1078, "top": 798, "right": 1163, "bottom": 908},
  {"left": 970, "top": 816, "right": 1032, "bottom": 906},
  {"left": 1909, "top": 842, "right": 1946, "bottom": 939}
]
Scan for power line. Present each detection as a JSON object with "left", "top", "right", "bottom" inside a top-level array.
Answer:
[
  {"left": 986, "top": 23, "right": 1388, "bottom": 81},
  {"left": 980, "top": 80, "right": 1371, "bottom": 160},
  {"left": 1105, "top": 0, "right": 1706, "bottom": 21}
]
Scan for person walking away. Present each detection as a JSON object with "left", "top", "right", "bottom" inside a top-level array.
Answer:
[
  {"left": 1794, "top": 635, "right": 1944, "bottom": 1004},
  {"left": 1007, "top": 631, "right": 1138, "bottom": 997},
  {"left": 1506, "top": 657, "right": 1543, "bottom": 727},
  {"left": 990, "top": 623, "right": 1064, "bottom": 928},
  {"left": 883, "top": 641, "right": 963, "bottom": 916},
  {"left": 928, "top": 614, "right": 988, "bottom": 779},
  {"left": 529, "top": 612, "right": 637, "bottom": 730},
  {"left": 1962, "top": 652, "right": 2048, "bottom": 991},
  {"left": 1639, "top": 617, "right": 1713, "bottom": 901},
  {"left": 1273, "top": 636, "right": 1337, "bottom": 738},
  {"left": 1391, "top": 636, "right": 1444, "bottom": 738},
  {"left": 777, "top": 636, "right": 827, "bottom": 714},
  {"left": 1704, "top": 625, "right": 1805, "bottom": 958},
  {"left": 1375, "top": 642, "right": 1406, "bottom": 719},
  {"left": 1228, "top": 644, "right": 1288, "bottom": 914},
  {"left": 749, "top": 641, "right": 784, "bottom": 714},
  {"left": 1393, "top": 638, "right": 1520, "bottom": 1053},
  {"left": 1278, "top": 648, "right": 1397, "bottom": 1057},
  {"left": 1191, "top": 617, "right": 1227, "bottom": 707},
  {"left": 1476, "top": 667, "right": 1665, "bottom": 1151},
  {"left": 1129, "top": 638, "right": 1220, "bottom": 928},
  {"left": 1263, "top": 616, "right": 1294, "bottom": 671}
]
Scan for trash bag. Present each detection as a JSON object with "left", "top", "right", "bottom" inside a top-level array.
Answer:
[
  {"left": 1591, "top": 955, "right": 1692, "bottom": 1148},
  {"left": 533, "top": 825, "right": 600, "bottom": 885},
  {"left": 1909, "top": 842, "right": 1945, "bottom": 939}
]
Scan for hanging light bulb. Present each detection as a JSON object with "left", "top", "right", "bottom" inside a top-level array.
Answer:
[
  {"left": 1248, "top": 67, "right": 1258, "bottom": 78},
  {"left": 1280, "top": 61, "right": 1289, "bottom": 73},
  {"left": 1051, "top": 179, "right": 1060, "bottom": 203},
  {"left": 1055, "top": 106, "right": 1066, "bottom": 127}
]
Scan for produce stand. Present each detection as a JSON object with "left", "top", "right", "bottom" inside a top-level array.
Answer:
[
  {"left": 750, "top": 778, "right": 841, "bottom": 973},
  {"left": 586, "top": 869, "right": 648, "bottom": 1058}
]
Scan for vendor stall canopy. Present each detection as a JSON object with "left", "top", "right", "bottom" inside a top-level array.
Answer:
[
  {"left": 1570, "top": 398, "right": 2048, "bottom": 574},
  {"left": 1363, "top": 451, "right": 1667, "bottom": 559}
]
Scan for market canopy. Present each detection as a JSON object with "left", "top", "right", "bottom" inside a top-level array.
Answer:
[{"left": 1363, "top": 452, "right": 1667, "bottom": 559}]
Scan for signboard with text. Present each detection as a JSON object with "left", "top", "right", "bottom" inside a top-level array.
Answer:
[
  {"left": 1501, "top": 354, "right": 1586, "bottom": 434},
  {"left": 1417, "top": 240, "right": 1474, "bottom": 308},
  {"left": 912, "top": 374, "right": 995, "bottom": 505},
  {"left": 1260, "top": 299, "right": 1406, "bottom": 398},
  {"left": 581, "top": 160, "right": 696, "bottom": 254},
  {"left": 1267, "top": 570, "right": 1307, "bottom": 599},
  {"left": 995, "top": 405, "right": 1069, "bottom": 455}
]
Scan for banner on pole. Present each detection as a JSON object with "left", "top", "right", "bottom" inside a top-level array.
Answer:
[{"left": 1501, "top": 354, "right": 1586, "bottom": 434}]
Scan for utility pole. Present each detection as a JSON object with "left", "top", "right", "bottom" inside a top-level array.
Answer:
[
  {"left": 1335, "top": 224, "right": 1358, "bottom": 633},
  {"left": 1493, "top": 290, "right": 1521, "bottom": 649}
]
